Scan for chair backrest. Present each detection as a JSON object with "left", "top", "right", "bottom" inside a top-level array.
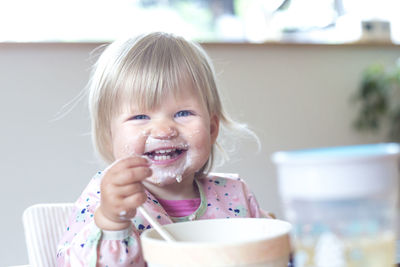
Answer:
[{"left": 22, "top": 203, "right": 74, "bottom": 267}]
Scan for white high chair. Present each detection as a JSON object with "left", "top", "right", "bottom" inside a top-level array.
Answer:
[{"left": 18, "top": 203, "right": 74, "bottom": 267}]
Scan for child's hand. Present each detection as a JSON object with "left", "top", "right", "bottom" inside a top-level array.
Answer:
[{"left": 94, "top": 156, "right": 152, "bottom": 231}]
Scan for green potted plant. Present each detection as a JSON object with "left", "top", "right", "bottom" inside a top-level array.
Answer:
[{"left": 353, "top": 60, "right": 400, "bottom": 142}]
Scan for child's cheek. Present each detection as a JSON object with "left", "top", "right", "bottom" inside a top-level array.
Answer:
[
  {"left": 193, "top": 133, "right": 212, "bottom": 149},
  {"left": 124, "top": 133, "right": 148, "bottom": 156},
  {"left": 184, "top": 126, "right": 207, "bottom": 144},
  {"left": 190, "top": 134, "right": 212, "bottom": 166}
]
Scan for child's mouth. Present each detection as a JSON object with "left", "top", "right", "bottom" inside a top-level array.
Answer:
[{"left": 144, "top": 147, "right": 188, "bottom": 164}]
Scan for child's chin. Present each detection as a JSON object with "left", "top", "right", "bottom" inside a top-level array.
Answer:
[
  {"left": 146, "top": 175, "right": 182, "bottom": 186},
  {"left": 148, "top": 162, "right": 188, "bottom": 185}
]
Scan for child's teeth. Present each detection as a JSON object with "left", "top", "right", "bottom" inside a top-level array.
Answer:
[
  {"left": 154, "top": 155, "right": 171, "bottom": 161},
  {"left": 154, "top": 148, "right": 176, "bottom": 155}
]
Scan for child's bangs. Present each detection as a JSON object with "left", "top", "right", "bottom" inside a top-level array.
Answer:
[{"left": 117, "top": 55, "right": 195, "bottom": 113}]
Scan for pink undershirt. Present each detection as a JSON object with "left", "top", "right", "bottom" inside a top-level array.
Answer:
[{"left": 157, "top": 198, "right": 201, "bottom": 217}]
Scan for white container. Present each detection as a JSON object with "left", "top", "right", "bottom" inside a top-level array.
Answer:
[
  {"left": 272, "top": 143, "right": 400, "bottom": 267},
  {"left": 141, "top": 218, "right": 292, "bottom": 267}
]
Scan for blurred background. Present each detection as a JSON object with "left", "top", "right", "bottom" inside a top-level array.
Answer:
[
  {"left": 1, "top": 0, "right": 400, "bottom": 266},
  {"left": 0, "top": 0, "right": 400, "bottom": 44}
]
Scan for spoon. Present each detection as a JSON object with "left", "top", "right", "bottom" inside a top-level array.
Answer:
[{"left": 137, "top": 206, "right": 176, "bottom": 242}]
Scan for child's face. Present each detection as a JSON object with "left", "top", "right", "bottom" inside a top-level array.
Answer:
[{"left": 110, "top": 84, "right": 219, "bottom": 186}]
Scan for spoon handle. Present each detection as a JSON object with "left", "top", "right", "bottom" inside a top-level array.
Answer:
[{"left": 137, "top": 206, "right": 176, "bottom": 242}]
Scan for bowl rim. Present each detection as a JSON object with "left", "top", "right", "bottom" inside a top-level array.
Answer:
[{"left": 140, "top": 218, "right": 292, "bottom": 247}]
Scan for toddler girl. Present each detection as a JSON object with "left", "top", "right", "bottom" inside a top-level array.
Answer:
[{"left": 57, "top": 32, "right": 271, "bottom": 266}]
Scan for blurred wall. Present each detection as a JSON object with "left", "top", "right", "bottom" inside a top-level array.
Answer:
[{"left": 1, "top": 42, "right": 398, "bottom": 266}]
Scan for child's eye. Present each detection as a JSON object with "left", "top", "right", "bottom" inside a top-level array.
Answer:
[
  {"left": 175, "top": 110, "right": 194, "bottom": 118},
  {"left": 130, "top": 114, "right": 150, "bottom": 120}
]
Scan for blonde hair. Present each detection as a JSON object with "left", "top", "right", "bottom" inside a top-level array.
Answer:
[{"left": 88, "top": 32, "right": 259, "bottom": 173}]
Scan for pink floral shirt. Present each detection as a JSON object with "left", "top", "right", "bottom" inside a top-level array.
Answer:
[{"left": 56, "top": 172, "right": 269, "bottom": 266}]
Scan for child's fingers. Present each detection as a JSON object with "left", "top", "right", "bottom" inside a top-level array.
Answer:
[
  {"left": 123, "top": 192, "right": 148, "bottom": 211},
  {"left": 106, "top": 156, "right": 151, "bottom": 174},
  {"left": 113, "top": 191, "right": 147, "bottom": 221},
  {"left": 113, "top": 167, "right": 152, "bottom": 186},
  {"left": 116, "top": 183, "right": 146, "bottom": 198},
  {"left": 119, "top": 156, "right": 151, "bottom": 168}
]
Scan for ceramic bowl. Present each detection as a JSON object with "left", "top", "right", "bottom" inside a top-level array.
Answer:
[{"left": 141, "top": 218, "right": 292, "bottom": 267}]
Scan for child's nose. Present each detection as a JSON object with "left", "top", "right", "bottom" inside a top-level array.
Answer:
[{"left": 150, "top": 122, "right": 178, "bottom": 139}]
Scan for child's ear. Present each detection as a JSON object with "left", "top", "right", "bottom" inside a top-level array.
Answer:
[{"left": 210, "top": 114, "right": 219, "bottom": 145}]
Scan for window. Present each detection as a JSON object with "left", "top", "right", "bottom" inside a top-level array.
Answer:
[{"left": 1, "top": 0, "right": 399, "bottom": 44}]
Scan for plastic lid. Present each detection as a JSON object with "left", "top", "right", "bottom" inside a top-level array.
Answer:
[
  {"left": 272, "top": 143, "right": 400, "bottom": 164},
  {"left": 272, "top": 143, "right": 400, "bottom": 200}
]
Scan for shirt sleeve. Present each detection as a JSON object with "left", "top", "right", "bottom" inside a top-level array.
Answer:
[{"left": 56, "top": 173, "right": 145, "bottom": 267}]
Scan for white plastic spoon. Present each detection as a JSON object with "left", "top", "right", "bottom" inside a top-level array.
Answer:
[{"left": 137, "top": 206, "right": 176, "bottom": 242}]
